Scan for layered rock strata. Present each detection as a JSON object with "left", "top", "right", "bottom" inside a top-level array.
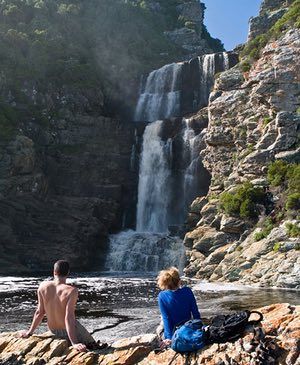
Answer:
[
  {"left": 184, "top": 25, "right": 300, "bottom": 287},
  {"left": 0, "top": 115, "right": 145, "bottom": 274}
]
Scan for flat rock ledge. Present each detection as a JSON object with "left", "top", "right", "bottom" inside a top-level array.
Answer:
[{"left": 0, "top": 304, "right": 299, "bottom": 365}]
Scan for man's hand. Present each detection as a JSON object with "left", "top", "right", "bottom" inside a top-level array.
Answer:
[
  {"left": 160, "top": 339, "right": 172, "bottom": 350},
  {"left": 18, "top": 330, "right": 32, "bottom": 338},
  {"left": 73, "top": 343, "right": 87, "bottom": 352}
]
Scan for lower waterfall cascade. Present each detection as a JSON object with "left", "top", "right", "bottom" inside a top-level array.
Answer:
[{"left": 105, "top": 51, "right": 238, "bottom": 273}]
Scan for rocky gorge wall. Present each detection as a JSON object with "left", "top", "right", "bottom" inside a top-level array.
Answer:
[
  {"left": 184, "top": 0, "right": 300, "bottom": 288},
  {"left": 0, "top": 0, "right": 226, "bottom": 274},
  {"left": 0, "top": 110, "right": 145, "bottom": 274}
]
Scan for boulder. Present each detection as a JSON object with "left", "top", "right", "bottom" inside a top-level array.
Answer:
[{"left": 220, "top": 215, "right": 246, "bottom": 234}]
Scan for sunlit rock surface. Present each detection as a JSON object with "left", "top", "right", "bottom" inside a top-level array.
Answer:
[{"left": 0, "top": 304, "right": 299, "bottom": 365}]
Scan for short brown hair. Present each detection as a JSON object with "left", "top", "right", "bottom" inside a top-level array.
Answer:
[
  {"left": 157, "top": 267, "right": 180, "bottom": 290},
  {"left": 54, "top": 260, "right": 70, "bottom": 277}
]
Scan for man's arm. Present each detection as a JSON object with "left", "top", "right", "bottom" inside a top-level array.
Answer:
[
  {"left": 20, "top": 286, "right": 45, "bottom": 337},
  {"left": 65, "top": 288, "right": 86, "bottom": 352}
]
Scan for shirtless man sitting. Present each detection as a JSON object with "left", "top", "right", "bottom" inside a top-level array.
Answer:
[{"left": 20, "top": 260, "right": 95, "bottom": 352}]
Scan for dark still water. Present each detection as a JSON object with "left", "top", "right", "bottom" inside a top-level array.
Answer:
[{"left": 0, "top": 273, "right": 299, "bottom": 342}]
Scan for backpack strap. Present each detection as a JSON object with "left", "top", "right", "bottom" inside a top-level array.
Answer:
[{"left": 248, "top": 311, "right": 264, "bottom": 325}]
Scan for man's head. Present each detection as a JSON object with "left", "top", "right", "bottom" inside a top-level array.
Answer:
[{"left": 53, "top": 260, "right": 70, "bottom": 277}]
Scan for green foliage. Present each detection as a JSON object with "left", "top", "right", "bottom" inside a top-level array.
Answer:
[
  {"left": 272, "top": 0, "right": 300, "bottom": 35},
  {"left": 285, "top": 222, "right": 300, "bottom": 237},
  {"left": 286, "top": 193, "right": 300, "bottom": 210},
  {"left": 219, "top": 182, "right": 265, "bottom": 219},
  {"left": 273, "top": 242, "right": 281, "bottom": 252},
  {"left": 254, "top": 218, "right": 274, "bottom": 241},
  {"left": 241, "top": 0, "right": 300, "bottom": 65},
  {"left": 241, "top": 34, "right": 269, "bottom": 62},
  {"left": 267, "top": 160, "right": 290, "bottom": 186},
  {"left": 240, "top": 60, "right": 251, "bottom": 73},
  {"left": 268, "top": 161, "right": 300, "bottom": 194},
  {"left": 0, "top": 0, "right": 190, "bottom": 118}
]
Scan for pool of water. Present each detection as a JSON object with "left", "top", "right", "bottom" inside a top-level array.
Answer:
[{"left": 0, "top": 273, "right": 299, "bottom": 342}]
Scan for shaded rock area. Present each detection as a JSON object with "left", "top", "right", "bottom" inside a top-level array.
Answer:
[
  {"left": 0, "top": 113, "right": 146, "bottom": 274},
  {"left": 0, "top": 304, "right": 299, "bottom": 364}
]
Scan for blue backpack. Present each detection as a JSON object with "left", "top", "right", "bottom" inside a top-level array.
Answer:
[{"left": 171, "top": 319, "right": 208, "bottom": 353}]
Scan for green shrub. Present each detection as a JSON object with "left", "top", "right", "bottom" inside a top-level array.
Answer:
[
  {"left": 220, "top": 182, "right": 265, "bottom": 219},
  {"left": 240, "top": 60, "right": 251, "bottom": 73},
  {"left": 286, "top": 193, "right": 300, "bottom": 210},
  {"left": 267, "top": 160, "right": 290, "bottom": 186},
  {"left": 254, "top": 218, "right": 274, "bottom": 241},
  {"left": 287, "top": 164, "right": 300, "bottom": 193},
  {"left": 240, "top": 0, "right": 300, "bottom": 70},
  {"left": 268, "top": 161, "right": 300, "bottom": 192},
  {"left": 286, "top": 222, "right": 300, "bottom": 237}
]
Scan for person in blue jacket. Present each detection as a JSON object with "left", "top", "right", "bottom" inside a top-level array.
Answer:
[{"left": 157, "top": 267, "right": 201, "bottom": 349}]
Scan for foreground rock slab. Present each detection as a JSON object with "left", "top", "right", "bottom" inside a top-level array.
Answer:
[{"left": 0, "top": 304, "right": 299, "bottom": 364}]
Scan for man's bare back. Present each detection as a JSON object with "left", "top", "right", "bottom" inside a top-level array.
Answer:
[
  {"left": 39, "top": 280, "right": 77, "bottom": 330},
  {"left": 19, "top": 260, "right": 90, "bottom": 352}
]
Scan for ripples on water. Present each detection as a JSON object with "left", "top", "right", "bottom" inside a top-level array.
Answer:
[{"left": 0, "top": 273, "right": 299, "bottom": 342}]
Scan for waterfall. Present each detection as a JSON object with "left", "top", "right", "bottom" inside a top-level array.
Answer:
[
  {"left": 182, "top": 118, "right": 201, "bottom": 211},
  {"left": 135, "top": 52, "right": 237, "bottom": 122},
  {"left": 105, "top": 230, "right": 185, "bottom": 272},
  {"left": 134, "top": 63, "right": 183, "bottom": 122},
  {"left": 136, "top": 120, "right": 172, "bottom": 233},
  {"left": 104, "top": 51, "right": 238, "bottom": 272}
]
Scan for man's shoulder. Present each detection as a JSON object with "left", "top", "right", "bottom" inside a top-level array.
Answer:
[{"left": 38, "top": 280, "right": 53, "bottom": 290}]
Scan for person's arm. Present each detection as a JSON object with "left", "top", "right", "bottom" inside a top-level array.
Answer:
[
  {"left": 158, "top": 295, "right": 173, "bottom": 340},
  {"left": 20, "top": 286, "right": 45, "bottom": 337},
  {"left": 65, "top": 288, "right": 86, "bottom": 352},
  {"left": 189, "top": 289, "right": 201, "bottom": 320}
]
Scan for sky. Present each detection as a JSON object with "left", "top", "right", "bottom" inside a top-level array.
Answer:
[{"left": 202, "top": 0, "right": 262, "bottom": 50}]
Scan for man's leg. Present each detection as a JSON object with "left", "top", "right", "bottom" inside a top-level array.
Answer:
[{"left": 75, "top": 320, "right": 96, "bottom": 345}]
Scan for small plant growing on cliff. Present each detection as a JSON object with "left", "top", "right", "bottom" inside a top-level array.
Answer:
[
  {"left": 286, "top": 193, "right": 300, "bottom": 211},
  {"left": 240, "top": 60, "right": 251, "bottom": 73},
  {"left": 219, "top": 182, "right": 265, "bottom": 219},
  {"left": 286, "top": 222, "right": 300, "bottom": 238},
  {"left": 268, "top": 161, "right": 300, "bottom": 193},
  {"left": 273, "top": 242, "right": 282, "bottom": 252},
  {"left": 263, "top": 116, "right": 273, "bottom": 127},
  {"left": 254, "top": 217, "right": 274, "bottom": 241},
  {"left": 267, "top": 160, "right": 290, "bottom": 186}
]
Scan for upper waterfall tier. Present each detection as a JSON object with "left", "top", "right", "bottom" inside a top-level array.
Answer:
[{"left": 134, "top": 51, "right": 238, "bottom": 122}]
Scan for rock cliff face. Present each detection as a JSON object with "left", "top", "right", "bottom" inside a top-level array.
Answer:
[
  {"left": 0, "top": 0, "right": 223, "bottom": 274},
  {"left": 0, "top": 304, "right": 299, "bottom": 364},
  {"left": 248, "top": 0, "right": 294, "bottom": 40},
  {"left": 0, "top": 111, "right": 145, "bottom": 274},
  {"left": 184, "top": 0, "right": 300, "bottom": 288}
]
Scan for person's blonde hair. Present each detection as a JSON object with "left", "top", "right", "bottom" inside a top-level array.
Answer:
[{"left": 157, "top": 267, "right": 180, "bottom": 290}]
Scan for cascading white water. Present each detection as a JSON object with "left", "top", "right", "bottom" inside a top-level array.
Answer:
[
  {"left": 136, "top": 120, "right": 172, "bottom": 233},
  {"left": 105, "top": 230, "right": 185, "bottom": 272},
  {"left": 105, "top": 51, "right": 237, "bottom": 272},
  {"left": 182, "top": 118, "right": 202, "bottom": 211},
  {"left": 134, "top": 63, "right": 183, "bottom": 122}
]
